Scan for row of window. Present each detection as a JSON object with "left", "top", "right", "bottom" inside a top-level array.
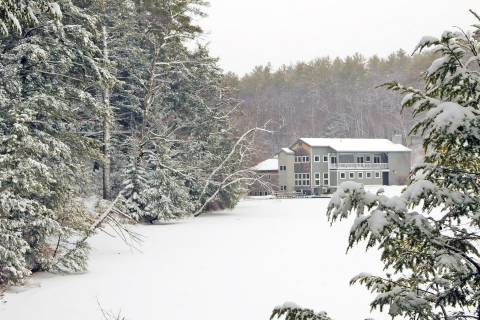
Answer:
[
  {"left": 295, "top": 173, "right": 310, "bottom": 185},
  {"left": 293, "top": 171, "right": 381, "bottom": 186},
  {"left": 340, "top": 171, "right": 381, "bottom": 179},
  {"left": 296, "top": 155, "right": 330, "bottom": 163},
  {"left": 251, "top": 191, "right": 270, "bottom": 196},
  {"left": 289, "top": 155, "right": 383, "bottom": 168},
  {"left": 294, "top": 156, "right": 310, "bottom": 163},
  {"left": 295, "top": 173, "right": 329, "bottom": 187},
  {"left": 294, "top": 155, "right": 383, "bottom": 164}
]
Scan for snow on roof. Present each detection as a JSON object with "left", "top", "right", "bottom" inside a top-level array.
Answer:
[
  {"left": 252, "top": 158, "right": 278, "bottom": 171},
  {"left": 279, "top": 148, "right": 294, "bottom": 154},
  {"left": 294, "top": 138, "right": 412, "bottom": 152}
]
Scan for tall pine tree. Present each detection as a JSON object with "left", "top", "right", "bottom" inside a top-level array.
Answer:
[{"left": 0, "top": 0, "right": 113, "bottom": 284}]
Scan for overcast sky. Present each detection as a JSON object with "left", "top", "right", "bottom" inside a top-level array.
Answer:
[{"left": 194, "top": 0, "right": 480, "bottom": 77}]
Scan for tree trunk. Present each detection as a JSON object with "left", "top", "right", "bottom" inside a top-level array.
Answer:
[{"left": 102, "top": 25, "right": 111, "bottom": 200}]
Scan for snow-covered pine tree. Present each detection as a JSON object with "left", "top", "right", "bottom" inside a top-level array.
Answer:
[
  {"left": 121, "top": 155, "right": 149, "bottom": 221},
  {"left": 87, "top": 0, "right": 254, "bottom": 220},
  {"left": 0, "top": 0, "right": 113, "bottom": 285},
  {"left": 272, "top": 9, "right": 480, "bottom": 320},
  {"left": 0, "top": 0, "right": 61, "bottom": 35},
  {"left": 143, "top": 166, "right": 193, "bottom": 223}
]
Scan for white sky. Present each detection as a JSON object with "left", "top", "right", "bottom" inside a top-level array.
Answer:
[{"left": 194, "top": 0, "right": 480, "bottom": 77}]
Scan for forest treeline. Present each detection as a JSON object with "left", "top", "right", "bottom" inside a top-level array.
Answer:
[
  {"left": 234, "top": 50, "right": 437, "bottom": 156},
  {"left": 0, "top": 0, "right": 265, "bottom": 286}
]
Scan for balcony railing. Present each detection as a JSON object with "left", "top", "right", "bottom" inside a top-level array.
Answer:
[{"left": 331, "top": 163, "right": 388, "bottom": 169}]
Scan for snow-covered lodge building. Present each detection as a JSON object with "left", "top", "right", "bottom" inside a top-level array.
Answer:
[{"left": 251, "top": 136, "right": 412, "bottom": 196}]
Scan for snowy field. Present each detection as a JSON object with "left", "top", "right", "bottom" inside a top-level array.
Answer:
[{"left": 1, "top": 186, "right": 406, "bottom": 320}]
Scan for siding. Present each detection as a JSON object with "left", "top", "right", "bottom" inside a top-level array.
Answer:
[{"left": 278, "top": 150, "right": 295, "bottom": 192}]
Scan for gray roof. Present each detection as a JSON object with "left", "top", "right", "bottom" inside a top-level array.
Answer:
[{"left": 291, "top": 138, "right": 412, "bottom": 152}]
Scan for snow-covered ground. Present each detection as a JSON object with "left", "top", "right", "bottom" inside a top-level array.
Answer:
[{"left": 1, "top": 186, "right": 406, "bottom": 320}]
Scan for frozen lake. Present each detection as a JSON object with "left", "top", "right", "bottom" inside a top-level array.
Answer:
[{"left": 1, "top": 186, "right": 404, "bottom": 320}]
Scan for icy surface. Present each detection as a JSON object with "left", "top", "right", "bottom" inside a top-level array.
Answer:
[{"left": 0, "top": 187, "right": 406, "bottom": 320}]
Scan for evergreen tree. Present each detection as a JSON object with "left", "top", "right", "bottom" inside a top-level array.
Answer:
[
  {"left": 121, "top": 155, "right": 149, "bottom": 221},
  {"left": 83, "top": 0, "right": 250, "bottom": 220},
  {"left": 0, "top": 0, "right": 61, "bottom": 35},
  {"left": 0, "top": 0, "right": 112, "bottom": 285}
]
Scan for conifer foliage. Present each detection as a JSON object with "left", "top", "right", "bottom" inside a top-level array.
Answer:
[
  {"left": 0, "top": 0, "right": 112, "bottom": 285},
  {"left": 272, "top": 9, "right": 480, "bottom": 320},
  {"left": 0, "top": 0, "right": 260, "bottom": 286}
]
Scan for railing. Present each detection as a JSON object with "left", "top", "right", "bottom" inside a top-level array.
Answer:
[
  {"left": 273, "top": 192, "right": 310, "bottom": 199},
  {"left": 330, "top": 163, "right": 388, "bottom": 169}
]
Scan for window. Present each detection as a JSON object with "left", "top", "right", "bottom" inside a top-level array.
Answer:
[
  {"left": 366, "top": 172, "right": 372, "bottom": 178},
  {"left": 323, "top": 155, "right": 328, "bottom": 162},
  {"left": 314, "top": 173, "right": 320, "bottom": 179},
  {"left": 322, "top": 173, "right": 329, "bottom": 186},
  {"left": 349, "top": 172, "right": 355, "bottom": 179},
  {"left": 302, "top": 156, "right": 310, "bottom": 162},
  {"left": 375, "top": 171, "right": 380, "bottom": 178},
  {"left": 259, "top": 191, "right": 263, "bottom": 196},
  {"left": 254, "top": 192, "right": 258, "bottom": 196},
  {"left": 340, "top": 172, "right": 346, "bottom": 179},
  {"left": 315, "top": 179, "right": 320, "bottom": 186},
  {"left": 357, "top": 156, "right": 364, "bottom": 164},
  {"left": 331, "top": 156, "right": 337, "bottom": 164},
  {"left": 294, "top": 157, "right": 299, "bottom": 163},
  {"left": 374, "top": 156, "right": 381, "bottom": 163},
  {"left": 297, "top": 173, "right": 309, "bottom": 186},
  {"left": 358, "top": 172, "right": 363, "bottom": 179},
  {"left": 279, "top": 165, "right": 286, "bottom": 171},
  {"left": 314, "top": 155, "right": 320, "bottom": 162},
  {"left": 299, "top": 142, "right": 303, "bottom": 146},
  {"left": 366, "top": 156, "right": 371, "bottom": 162}
]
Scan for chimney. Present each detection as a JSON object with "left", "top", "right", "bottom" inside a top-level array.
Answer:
[{"left": 392, "top": 134, "right": 403, "bottom": 145}]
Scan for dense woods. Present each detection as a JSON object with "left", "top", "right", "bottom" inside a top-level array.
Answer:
[
  {"left": 0, "top": 0, "right": 264, "bottom": 286},
  {"left": 236, "top": 50, "right": 437, "bottom": 156}
]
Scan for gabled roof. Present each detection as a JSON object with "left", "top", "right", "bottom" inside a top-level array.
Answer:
[
  {"left": 252, "top": 158, "right": 278, "bottom": 172},
  {"left": 290, "top": 138, "right": 412, "bottom": 152}
]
